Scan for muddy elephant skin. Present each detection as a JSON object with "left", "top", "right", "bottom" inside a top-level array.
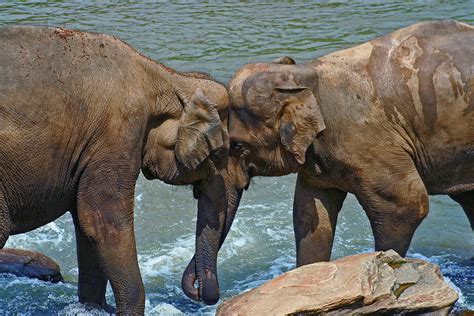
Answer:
[
  {"left": 0, "top": 26, "right": 230, "bottom": 314},
  {"left": 195, "top": 21, "right": 474, "bottom": 301}
]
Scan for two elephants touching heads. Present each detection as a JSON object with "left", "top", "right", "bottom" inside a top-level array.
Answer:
[{"left": 1, "top": 21, "right": 473, "bottom": 314}]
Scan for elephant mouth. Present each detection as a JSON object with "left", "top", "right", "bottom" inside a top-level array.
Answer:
[
  {"left": 247, "top": 163, "right": 257, "bottom": 179},
  {"left": 193, "top": 186, "right": 201, "bottom": 199}
]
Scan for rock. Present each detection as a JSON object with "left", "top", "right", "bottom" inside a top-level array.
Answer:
[
  {"left": 0, "top": 248, "right": 63, "bottom": 283},
  {"left": 217, "top": 250, "right": 458, "bottom": 315}
]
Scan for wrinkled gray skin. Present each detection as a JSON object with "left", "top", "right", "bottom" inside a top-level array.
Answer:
[
  {"left": 191, "top": 21, "right": 474, "bottom": 301},
  {"left": 0, "top": 26, "right": 230, "bottom": 313}
]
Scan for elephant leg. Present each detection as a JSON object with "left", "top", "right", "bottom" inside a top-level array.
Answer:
[
  {"left": 76, "top": 167, "right": 144, "bottom": 315},
  {"left": 357, "top": 165, "right": 429, "bottom": 257},
  {"left": 293, "top": 173, "right": 347, "bottom": 266},
  {"left": 71, "top": 212, "right": 115, "bottom": 313},
  {"left": 450, "top": 191, "right": 474, "bottom": 229},
  {"left": 0, "top": 187, "right": 11, "bottom": 248}
]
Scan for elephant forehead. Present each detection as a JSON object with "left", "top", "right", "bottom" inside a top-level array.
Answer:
[
  {"left": 229, "top": 64, "right": 272, "bottom": 106},
  {"left": 172, "top": 73, "right": 230, "bottom": 113},
  {"left": 230, "top": 64, "right": 304, "bottom": 110},
  {"left": 211, "top": 83, "right": 230, "bottom": 112}
]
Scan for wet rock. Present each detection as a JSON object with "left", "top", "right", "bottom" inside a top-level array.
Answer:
[
  {"left": 217, "top": 250, "right": 458, "bottom": 315},
  {"left": 0, "top": 248, "right": 63, "bottom": 283}
]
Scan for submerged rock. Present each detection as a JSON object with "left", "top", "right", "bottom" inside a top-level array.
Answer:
[
  {"left": 217, "top": 250, "right": 458, "bottom": 315},
  {"left": 0, "top": 248, "right": 63, "bottom": 283}
]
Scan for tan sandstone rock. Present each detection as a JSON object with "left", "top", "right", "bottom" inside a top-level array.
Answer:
[
  {"left": 0, "top": 248, "right": 63, "bottom": 283},
  {"left": 217, "top": 251, "right": 458, "bottom": 315}
]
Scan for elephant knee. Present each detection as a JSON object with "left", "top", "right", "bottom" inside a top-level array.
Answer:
[
  {"left": 389, "top": 199, "right": 428, "bottom": 226},
  {"left": 414, "top": 194, "right": 429, "bottom": 221},
  {"left": 400, "top": 188, "right": 429, "bottom": 224},
  {"left": 373, "top": 177, "right": 429, "bottom": 224}
]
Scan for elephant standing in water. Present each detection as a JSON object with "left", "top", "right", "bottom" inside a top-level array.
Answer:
[
  {"left": 184, "top": 21, "right": 474, "bottom": 303},
  {"left": 0, "top": 26, "right": 231, "bottom": 314}
]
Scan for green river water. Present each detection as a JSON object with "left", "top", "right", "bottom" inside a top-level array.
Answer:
[{"left": 0, "top": 1, "right": 473, "bottom": 314}]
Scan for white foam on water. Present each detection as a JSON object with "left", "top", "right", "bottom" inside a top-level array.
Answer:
[
  {"left": 408, "top": 252, "right": 451, "bottom": 261},
  {"left": 219, "top": 236, "right": 251, "bottom": 259},
  {"left": 3, "top": 275, "right": 74, "bottom": 290},
  {"left": 218, "top": 218, "right": 255, "bottom": 260},
  {"left": 444, "top": 276, "right": 472, "bottom": 310},
  {"left": 139, "top": 235, "right": 194, "bottom": 278},
  {"left": 230, "top": 235, "right": 248, "bottom": 248},
  {"left": 146, "top": 301, "right": 183, "bottom": 315},
  {"left": 267, "top": 254, "right": 295, "bottom": 278},
  {"left": 0, "top": 274, "right": 78, "bottom": 312},
  {"left": 6, "top": 221, "right": 71, "bottom": 249},
  {"left": 230, "top": 253, "right": 295, "bottom": 294},
  {"left": 68, "top": 267, "right": 79, "bottom": 276},
  {"left": 59, "top": 303, "right": 107, "bottom": 316},
  {"left": 135, "top": 192, "right": 144, "bottom": 216},
  {"left": 194, "top": 306, "right": 216, "bottom": 315},
  {"left": 238, "top": 203, "right": 274, "bottom": 211},
  {"left": 265, "top": 227, "right": 286, "bottom": 241}
]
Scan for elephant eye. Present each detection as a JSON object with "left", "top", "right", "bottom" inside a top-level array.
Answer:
[
  {"left": 231, "top": 142, "right": 249, "bottom": 157},
  {"left": 232, "top": 142, "right": 243, "bottom": 152}
]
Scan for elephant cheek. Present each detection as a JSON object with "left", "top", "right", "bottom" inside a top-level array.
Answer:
[{"left": 141, "top": 148, "right": 180, "bottom": 183}]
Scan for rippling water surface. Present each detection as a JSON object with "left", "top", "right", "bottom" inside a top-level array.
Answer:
[{"left": 0, "top": 2, "right": 473, "bottom": 314}]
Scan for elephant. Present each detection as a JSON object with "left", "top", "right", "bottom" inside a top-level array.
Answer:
[
  {"left": 0, "top": 26, "right": 231, "bottom": 314},
  {"left": 183, "top": 20, "right": 474, "bottom": 303}
]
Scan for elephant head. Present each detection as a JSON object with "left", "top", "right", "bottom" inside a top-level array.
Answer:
[
  {"left": 140, "top": 71, "right": 234, "bottom": 305},
  {"left": 228, "top": 58, "right": 326, "bottom": 175},
  {"left": 141, "top": 72, "right": 230, "bottom": 185},
  {"left": 182, "top": 58, "right": 327, "bottom": 303}
]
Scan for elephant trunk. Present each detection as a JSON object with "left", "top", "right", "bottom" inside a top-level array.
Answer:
[
  {"left": 219, "top": 186, "right": 243, "bottom": 246},
  {"left": 194, "top": 190, "right": 224, "bottom": 305},
  {"left": 181, "top": 255, "right": 199, "bottom": 301},
  {"left": 181, "top": 177, "right": 243, "bottom": 305}
]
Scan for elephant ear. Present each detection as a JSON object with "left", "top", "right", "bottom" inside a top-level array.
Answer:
[
  {"left": 175, "top": 87, "right": 224, "bottom": 170},
  {"left": 275, "top": 81, "right": 325, "bottom": 165}
]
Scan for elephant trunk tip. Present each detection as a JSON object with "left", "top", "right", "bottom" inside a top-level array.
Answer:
[
  {"left": 181, "top": 257, "right": 201, "bottom": 301},
  {"left": 181, "top": 258, "right": 220, "bottom": 305},
  {"left": 200, "top": 269, "right": 220, "bottom": 305}
]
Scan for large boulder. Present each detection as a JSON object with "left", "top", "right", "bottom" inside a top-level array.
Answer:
[
  {"left": 217, "top": 250, "right": 458, "bottom": 315},
  {"left": 0, "top": 248, "right": 63, "bottom": 283}
]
